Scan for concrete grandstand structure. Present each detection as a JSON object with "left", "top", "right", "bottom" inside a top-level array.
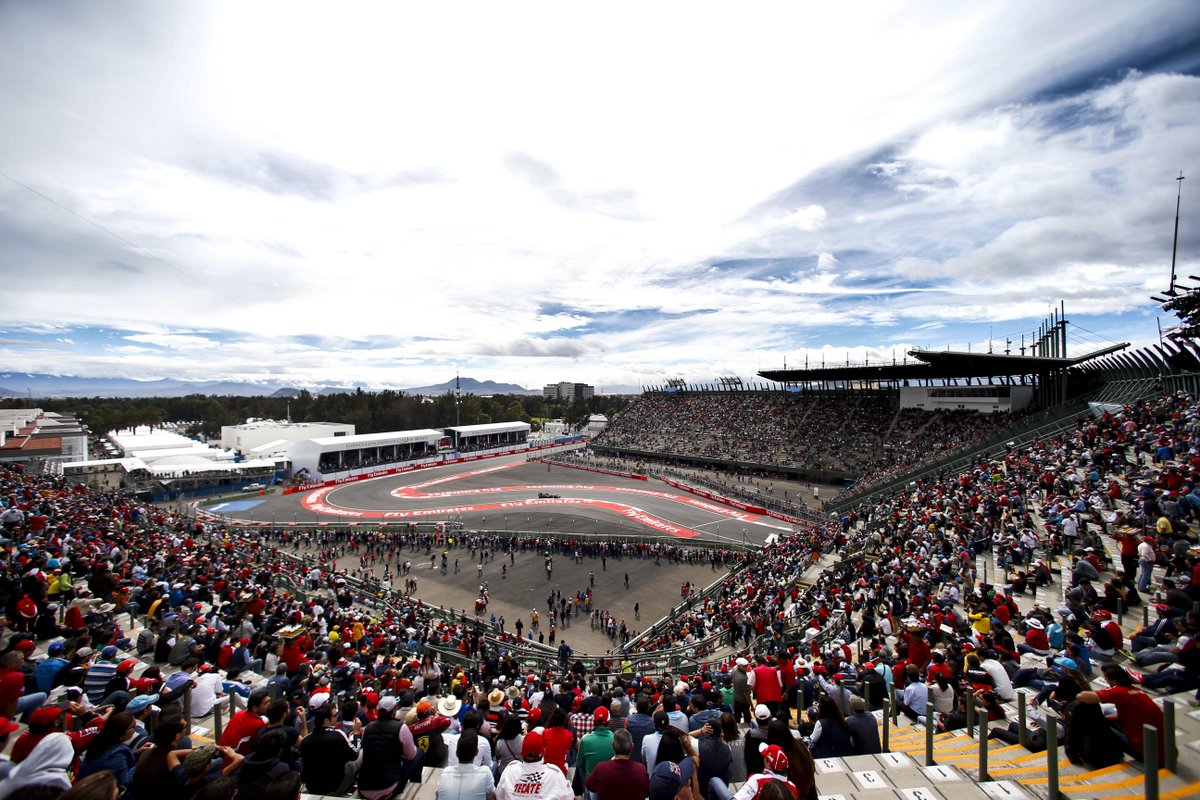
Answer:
[{"left": 10, "top": 309, "right": 1200, "bottom": 800}]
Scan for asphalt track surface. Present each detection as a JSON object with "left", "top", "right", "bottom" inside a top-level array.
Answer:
[
  {"left": 208, "top": 452, "right": 800, "bottom": 653},
  {"left": 219, "top": 451, "right": 798, "bottom": 548}
]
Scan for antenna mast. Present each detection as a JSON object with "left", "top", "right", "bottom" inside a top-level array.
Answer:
[{"left": 1169, "top": 171, "right": 1186, "bottom": 294}]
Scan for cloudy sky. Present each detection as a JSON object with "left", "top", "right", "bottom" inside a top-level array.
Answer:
[{"left": 2, "top": 1, "right": 1199, "bottom": 392}]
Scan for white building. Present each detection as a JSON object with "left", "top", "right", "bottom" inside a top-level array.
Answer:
[
  {"left": 586, "top": 414, "right": 608, "bottom": 435},
  {"left": 0, "top": 410, "right": 88, "bottom": 467},
  {"left": 542, "top": 419, "right": 568, "bottom": 437},
  {"left": 221, "top": 420, "right": 354, "bottom": 455},
  {"left": 288, "top": 429, "right": 445, "bottom": 481}
]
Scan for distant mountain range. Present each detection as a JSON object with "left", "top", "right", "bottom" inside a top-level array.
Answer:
[{"left": 0, "top": 373, "right": 549, "bottom": 399}]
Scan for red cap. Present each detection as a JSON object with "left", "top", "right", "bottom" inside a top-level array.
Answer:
[
  {"left": 521, "top": 730, "right": 545, "bottom": 758},
  {"left": 528, "top": 707, "right": 542, "bottom": 723},
  {"left": 416, "top": 700, "right": 432, "bottom": 715},
  {"left": 117, "top": 658, "right": 138, "bottom": 674},
  {"left": 13, "top": 640, "right": 35, "bottom": 652},
  {"left": 0, "top": 716, "right": 18, "bottom": 736},
  {"left": 593, "top": 706, "right": 610, "bottom": 723},
  {"left": 759, "top": 743, "right": 790, "bottom": 772},
  {"left": 29, "top": 706, "right": 64, "bottom": 726},
  {"left": 240, "top": 638, "right": 251, "bottom": 646}
]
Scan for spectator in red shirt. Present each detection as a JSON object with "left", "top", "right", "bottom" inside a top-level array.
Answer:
[
  {"left": 219, "top": 689, "right": 270, "bottom": 755},
  {"left": 541, "top": 707, "right": 575, "bottom": 776},
  {"left": 0, "top": 651, "right": 46, "bottom": 723},
  {"left": 748, "top": 656, "right": 782, "bottom": 715},
  {"left": 1017, "top": 618, "right": 1051, "bottom": 656},
  {"left": 10, "top": 704, "right": 109, "bottom": 765},
  {"left": 1077, "top": 664, "right": 1165, "bottom": 766}
]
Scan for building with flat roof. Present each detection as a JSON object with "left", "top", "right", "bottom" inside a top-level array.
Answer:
[
  {"left": 220, "top": 419, "right": 354, "bottom": 455},
  {"left": 0, "top": 410, "right": 88, "bottom": 467},
  {"left": 543, "top": 382, "right": 594, "bottom": 401}
]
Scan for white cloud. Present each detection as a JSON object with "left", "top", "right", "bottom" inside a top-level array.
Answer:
[
  {"left": 124, "top": 333, "right": 221, "bottom": 351},
  {"left": 0, "top": 1, "right": 1197, "bottom": 389}
]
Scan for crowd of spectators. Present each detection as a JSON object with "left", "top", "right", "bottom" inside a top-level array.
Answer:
[
  {"left": 595, "top": 392, "right": 1036, "bottom": 486},
  {"left": 837, "top": 406, "right": 1042, "bottom": 499},
  {"left": 0, "top": 386, "right": 1199, "bottom": 798},
  {"left": 595, "top": 393, "right": 893, "bottom": 474}
]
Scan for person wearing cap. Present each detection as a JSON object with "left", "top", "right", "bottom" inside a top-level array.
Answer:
[
  {"left": 577, "top": 705, "right": 615, "bottom": 794},
  {"left": 495, "top": 729, "right": 573, "bottom": 800},
  {"left": 730, "top": 659, "right": 751, "bottom": 725},
  {"left": 0, "top": 650, "right": 46, "bottom": 724},
  {"left": 188, "top": 662, "right": 227, "bottom": 720},
  {"left": 229, "top": 637, "right": 263, "bottom": 675},
  {"left": 411, "top": 697, "right": 455, "bottom": 768},
  {"left": 33, "top": 642, "right": 69, "bottom": 695},
  {"left": 712, "top": 743, "right": 796, "bottom": 800},
  {"left": 359, "top": 694, "right": 424, "bottom": 800},
  {"left": 1017, "top": 618, "right": 1051, "bottom": 656},
  {"left": 1086, "top": 610, "right": 1124, "bottom": 661},
  {"left": 82, "top": 645, "right": 121, "bottom": 705},
  {"left": 10, "top": 702, "right": 111, "bottom": 765},
  {"left": 0, "top": 715, "right": 18, "bottom": 781},
  {"left": 168, "top": 624, "right": 203, "bottom": 667},
  {"left": 125, "top": 693, "right": 159, "bottom": 748},
  {"left": 846, "top": 696, "right": 880, "bottom": 755},
  {"left": 813, "top": 670, "right": 854, "bottom": 719},
  {"left": 301, "top": 703, "right": 360, "bottom": 796}
]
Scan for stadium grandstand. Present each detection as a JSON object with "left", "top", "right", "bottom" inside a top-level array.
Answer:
[
  {"left": 592, "top": 316, "right": 1141, "bottom": 498},
  {"left": 5, "top": 301, "right": 1200, "bottom": 800}
]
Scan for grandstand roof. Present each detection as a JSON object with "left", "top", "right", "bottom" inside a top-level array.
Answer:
[{"left": 758, "top": 347, "right": 1115, "bottom": 385}]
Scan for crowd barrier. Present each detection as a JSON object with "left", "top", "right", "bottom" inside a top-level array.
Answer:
[
  {"left": 534, "top": 458, "right": 648, "bottom": 481},
  {"left": 656, "top": 475, "right": 768, "bottom": 514}
]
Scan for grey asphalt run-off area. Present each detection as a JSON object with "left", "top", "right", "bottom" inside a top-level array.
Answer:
[{"left": 206, "top": 452, "right": 801, "bottom": 654}]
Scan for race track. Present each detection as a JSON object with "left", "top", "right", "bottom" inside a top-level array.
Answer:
[{"left": 210, "top": 452, "right": 795, "bottom": 548}]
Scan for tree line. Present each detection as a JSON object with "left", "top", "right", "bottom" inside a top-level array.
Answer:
[{"left": 2, "top": 390, "right": 633, "bottom": 441}]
